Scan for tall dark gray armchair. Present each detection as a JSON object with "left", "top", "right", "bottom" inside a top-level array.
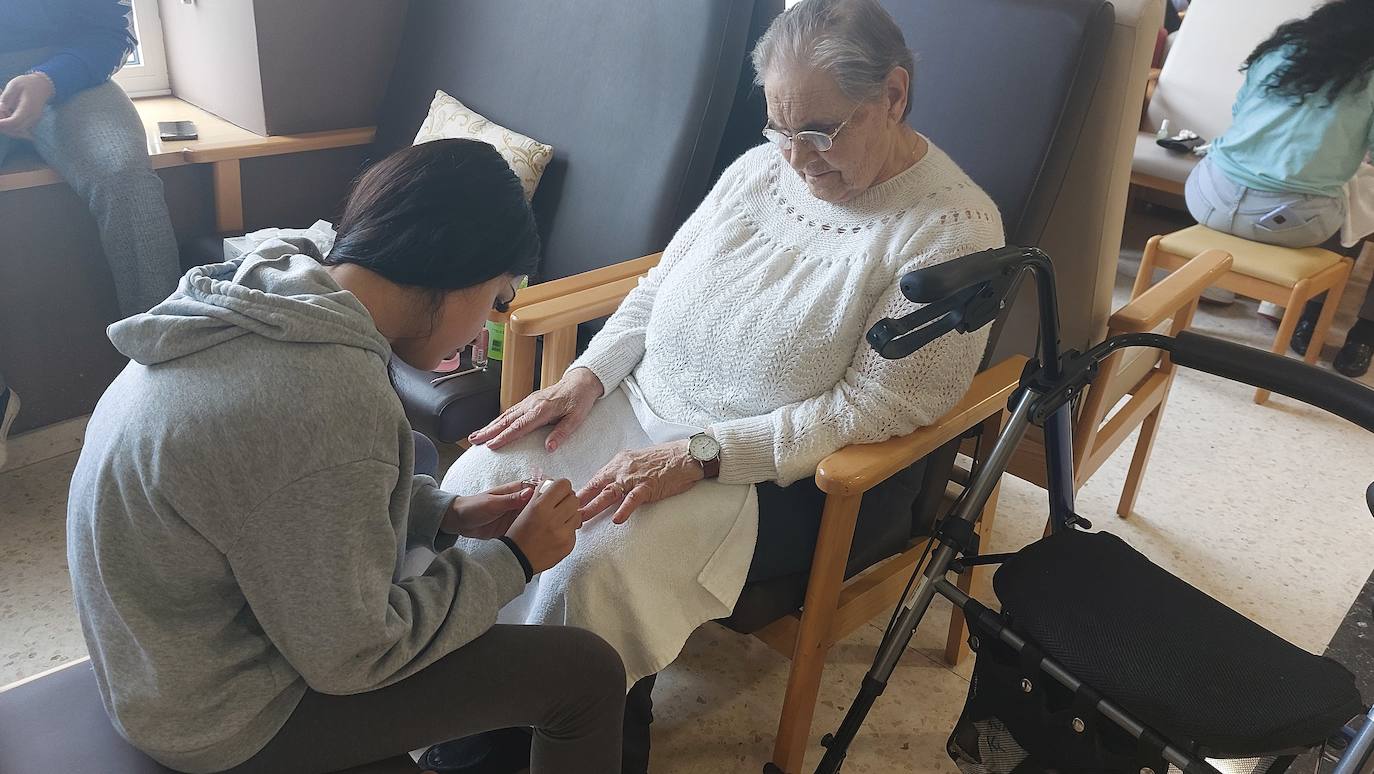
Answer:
[{"left": 379, "top": 0, "right": 783, "bottom": 443}]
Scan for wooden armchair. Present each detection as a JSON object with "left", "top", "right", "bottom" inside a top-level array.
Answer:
[
  {"left": 1008, "top": 249, "right": 1233, "bottom": 518},
  {"left": 499, "top": 261, "right": 1024, "bottom": 772}
]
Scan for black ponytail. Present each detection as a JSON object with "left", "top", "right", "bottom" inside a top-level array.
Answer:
[{"left": 325, "top": 138, "right": 540, "bottom": 294}]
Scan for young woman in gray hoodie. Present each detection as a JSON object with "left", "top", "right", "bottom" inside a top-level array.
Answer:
[{"left": 66, "top": 139, "right": 625, "bottom": 773}]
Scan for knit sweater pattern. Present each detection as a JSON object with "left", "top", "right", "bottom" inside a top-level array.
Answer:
[{"left": 570, "top": 141, "right": 1003, "bottom": 486}]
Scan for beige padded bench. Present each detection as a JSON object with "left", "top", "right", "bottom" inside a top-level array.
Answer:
[{"left": 0, "top": 658, "right": 420, "bottom": 773}]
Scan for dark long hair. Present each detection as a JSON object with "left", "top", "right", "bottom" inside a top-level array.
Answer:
[
  {"left": 325, "top": 139, "right": 540, "bottom": 310},
  {"left": 1244, "top": 0, "right": 1374, "bottom": 106}
]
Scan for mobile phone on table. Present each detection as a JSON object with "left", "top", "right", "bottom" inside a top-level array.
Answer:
[{"left": 157, "top": 120, "right": 198, "bottom": 141}]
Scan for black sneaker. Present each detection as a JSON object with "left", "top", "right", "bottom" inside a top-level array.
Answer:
[
  {"left": 1288, "top": 300, "right": 1326, "bottom": 356},
  {"left": 419, "top": 728, "right": 531, "bottom": 773},
  {"left": 1290, "top": 318, "right": 1315, "bottom": 356},
  {"left": 1334, "top": 340, "right": 1372, "bottom": 378},
  {"left": 0, "top": 387, "right": 19, "bottom": 470}
]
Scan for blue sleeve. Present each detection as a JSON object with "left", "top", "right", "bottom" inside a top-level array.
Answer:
[{"left": 30, "top": 0, "right": 136, "bottom": 103}]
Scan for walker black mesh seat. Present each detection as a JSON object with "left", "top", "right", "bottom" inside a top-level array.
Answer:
[{"left": 993, "top": 529, "right": 1364, "bottom": 757}]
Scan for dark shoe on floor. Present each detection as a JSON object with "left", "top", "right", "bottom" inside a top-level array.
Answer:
[
  {"left": 1290, "top": 318, "right": 1315, "bottom": 356},
  {"left": 0, "top": 387, "right": 19, "bottom": 470},
  {"left": 419, "top": 727, "right": 531, "bottom": 773},
  {"left": 1334, "top": 340, "right": 1372, "bottom": 378},
  {"left": 1288, "top": 299, "right": 1327, "bottom": 356}
]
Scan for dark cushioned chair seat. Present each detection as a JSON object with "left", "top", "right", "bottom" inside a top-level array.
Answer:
[{"left": 0, "top": 660, "right": 419, "bottom": 774}]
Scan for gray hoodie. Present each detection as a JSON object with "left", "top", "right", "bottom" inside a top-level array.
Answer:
[{"left": 66, "top": 240, "right": 527, "bottom": 773}]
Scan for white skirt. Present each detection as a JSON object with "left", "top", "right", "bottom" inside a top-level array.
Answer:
[{"left": 439, "top": 379, "right": 759, "bottom": 687}]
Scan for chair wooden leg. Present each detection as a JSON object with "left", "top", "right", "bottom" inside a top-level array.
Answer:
[
  {"left": 541, "top": 327, "right": 579, "bottom": 389},
  {"left": 1133, "top": 236, "right": 1164, "bottom": 298},
  {"left": 1117, "top": 397, "right": 1167, "bottom": 518},
  {"left": 771, "top": 494, "right": 862, "bottom": 774},
  {"left": 1260, "top": 283, "right": 1310, "bottom": 404},
  {"left": 1305, "top": 262, "right": 1353, "bottom": 365},
  {"left": 499, "top": 333, "right": 538, "bottom": 411},
  {"left": 944, "top": 415, "right": 1004, "bottom": 666}
]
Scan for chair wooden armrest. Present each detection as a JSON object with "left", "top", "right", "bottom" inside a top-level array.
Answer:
[
  {"left": 814, "top": 356, "right": 1027, "bottom": 496},
  {"left": 1109, "top": 248, "right": 1232, "bottom": 333},
  {"left": 497, "top": 261, "right": 656, "bottom": 409},
  {"left": 507, "top": 275, "right": 643, "bottom": 337},
  {"left": 486, "top": 252, "right": 661, "bottom": 323},
  {"left": 1141, "top": 67, "right": 1162, "bottom": 128}
]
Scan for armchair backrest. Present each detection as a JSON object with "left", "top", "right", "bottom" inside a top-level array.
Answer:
[
  {"left": 1030, "top": 0, "right": 1165, "bottom": 359},
  {"left": 373, "top": 0, "right": 782, "bottom": 281},
  {"left": 1143, "top": 0, "right": 1323, "bottom": 139},
  {"left": 884, "top": 0, "right": 1115, "bottom": 362}
]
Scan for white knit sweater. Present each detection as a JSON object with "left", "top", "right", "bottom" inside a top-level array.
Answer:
[{"left": 570, "top": 140, "right": 1003, "bottom": 486}]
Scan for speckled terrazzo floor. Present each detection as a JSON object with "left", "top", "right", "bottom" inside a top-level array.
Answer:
[{"left": 2, "top": 207, "right": 1372, "bottom": 772}]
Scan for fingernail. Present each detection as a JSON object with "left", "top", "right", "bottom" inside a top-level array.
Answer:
[
  {"left": 547, "top": 441, "right": 558, "bottom": 452},
  {"left": 538, "top": 479, "right": 555, "bottom": 493}
]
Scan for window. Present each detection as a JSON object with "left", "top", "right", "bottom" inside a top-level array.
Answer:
[{"left": 112, "top": 0, "right": 170, "bottom": 97}]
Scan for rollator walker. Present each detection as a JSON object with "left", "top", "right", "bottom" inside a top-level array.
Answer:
[{"left": 784, "top": 245, "right": 1374, "bottom": 774}]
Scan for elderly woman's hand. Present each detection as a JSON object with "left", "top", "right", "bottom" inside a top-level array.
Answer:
[
  {"left": 469, "top": 367, "right": 604, "bottom": 452},
  {"left": 576, "top": 441, "right": 704, "bottom": 524}
]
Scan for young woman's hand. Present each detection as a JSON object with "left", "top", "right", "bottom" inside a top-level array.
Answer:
[
  {"left": 506, "top": 478, "right": 581, "bottom": 573},
  {"left": 575, "top": 441, "right": 704, "bottom": 525},
  {"left": 469, "top": 367, "right": 604, "bottom": 452},
  {"left": 441, "top": 481, "right": 534, "bottom": 539},
  {"left": 0, "top": 73, "right": 55, "bottom": 139}
]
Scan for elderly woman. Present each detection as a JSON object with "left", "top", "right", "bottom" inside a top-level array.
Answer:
[{"left": 443, "top": 0, "right": 1002, "bottom": 767}]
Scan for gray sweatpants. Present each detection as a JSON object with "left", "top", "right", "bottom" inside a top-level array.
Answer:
[
  {"left": 222, "top": 624, "right": 626, "bottom": 774},
  {"left": 0, "top": 50, "right": 182, "bottom": 421},
  {"left": 0, "top": 49, "right": 180, "bottom": 317}
]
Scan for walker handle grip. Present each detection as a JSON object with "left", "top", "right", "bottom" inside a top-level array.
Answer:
[{"left": 1170, "top": 330, "right": 1374, "bottom": 432}]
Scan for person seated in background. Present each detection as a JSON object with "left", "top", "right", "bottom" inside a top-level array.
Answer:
[
  {"left": 0, "top": 0, "right": 184, "bottom": 463},
  {"left": 439, "top": 0, "right": 1003, "bottom": 770},
  {"left": 66, "top": 140, "right": 625, "bottom": 774},
  {"left": 1183, "top": 0, "right": 1374, "bottom": 377}
]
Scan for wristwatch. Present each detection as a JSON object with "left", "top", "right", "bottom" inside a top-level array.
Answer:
[{"left": 687, "top": 432, "right": 721, "bottom": 478}]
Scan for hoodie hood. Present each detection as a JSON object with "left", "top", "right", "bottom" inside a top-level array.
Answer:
[{"left": 109, "top": 238, "right": 391, "bottom": 366}]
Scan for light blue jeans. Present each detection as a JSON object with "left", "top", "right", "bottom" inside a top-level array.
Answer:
[
  {"left": 1186, "top": 155, "right": 1374, "bottom": 323},
  {"left": 1184, "top": 154, "right": 1345, "bottom": 249},
  {"left": 0, "top": 49, "right": 179, "bottom": 317}
]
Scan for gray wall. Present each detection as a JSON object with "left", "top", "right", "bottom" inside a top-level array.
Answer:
[
  {"left": 0, "top": 149, "right": 366, "bottom": 434},
  {"left": 157, "top": 0, "right": 406, "bottom": 135},
  {"left": 158, "top": 0, "right": 268, "bottom": 134}
]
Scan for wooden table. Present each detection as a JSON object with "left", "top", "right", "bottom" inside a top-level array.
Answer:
[{"left": 0, "top": 96, "right": 375, "bottom": 233}]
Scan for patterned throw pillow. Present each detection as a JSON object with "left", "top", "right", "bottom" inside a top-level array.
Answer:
[{"left": 413, "top": 90, "right": 553, "bottom": 200}]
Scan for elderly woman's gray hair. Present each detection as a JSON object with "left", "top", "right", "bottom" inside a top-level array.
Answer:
[{"left": 752, "top": 0, "right": 917, "bottom": 119}]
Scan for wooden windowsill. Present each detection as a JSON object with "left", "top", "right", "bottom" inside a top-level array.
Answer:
[{"left": 0, "top": 96, "right": 375, "bottom": 193}]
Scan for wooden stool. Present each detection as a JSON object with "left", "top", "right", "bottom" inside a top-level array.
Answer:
[
  {"left": 1136, "top": 226, "right": 1354, "bottom": 404},
  {"left": 0, "top": 658, "right": 421, "bottom": 774}
]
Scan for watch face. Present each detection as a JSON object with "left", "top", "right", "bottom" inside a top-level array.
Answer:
[{"left": 689, "top": 434, "right": 720, "bottom": 461}]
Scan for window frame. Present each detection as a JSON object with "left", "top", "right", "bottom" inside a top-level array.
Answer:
[{"left": 112, "top": 0, "right": 171, "bottom": 97}]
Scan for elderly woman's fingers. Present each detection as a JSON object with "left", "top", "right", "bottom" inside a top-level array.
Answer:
[
  {"left": 611, "top": 484, "right": 652, "bottom": 525},
  {"left": 576, "top": 465, "right": 616, "bottom": 506},
  {"left": 485, "top": 401, "right": 557, "bottom": 450},
  {"left": 544, "top": 402, "right": 591, "bottom": 453},
  {"left": 468, "top": 403, "right": 523, "bottom": 444},
  {"left": 578, "top": 486, "right": 624, "bottom": 522}
]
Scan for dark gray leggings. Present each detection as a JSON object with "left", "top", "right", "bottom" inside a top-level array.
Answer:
[{"left": 222, "top": 624, "right": 625, "bottom": 774}]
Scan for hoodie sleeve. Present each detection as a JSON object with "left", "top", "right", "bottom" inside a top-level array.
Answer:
[
  {"left": 407, "top": 474, "right": 456, "bottom": 546},
  {"left": 227, "top": 459, "right": 527, "bottom": 695},
  {"left": 32, "top": 0, "right": 137, "bottom": 102}
]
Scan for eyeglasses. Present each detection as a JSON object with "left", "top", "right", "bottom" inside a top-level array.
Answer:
[
  {"left": 761, "top": 104, "right": 861, "bottom": 153},
  {"left": 492, "top": 275, "right": 526, "bottom": 314}
]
